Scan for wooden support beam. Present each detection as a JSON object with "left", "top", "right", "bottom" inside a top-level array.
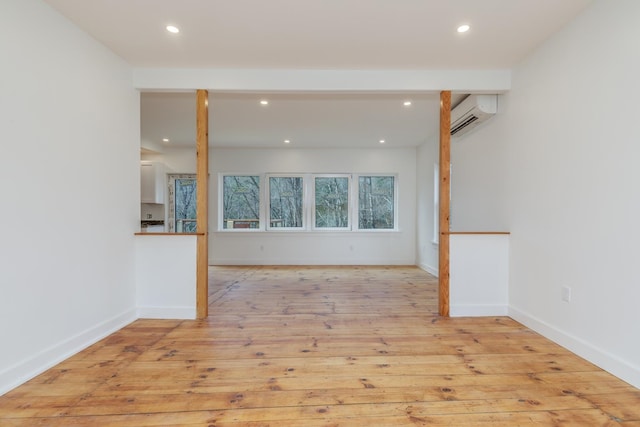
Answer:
[
  {"left": 196, "top": 90, "right": 209, "bottom": 319},
  {"left": 438, "top": 91, "right": 451, "bottom": 317}
]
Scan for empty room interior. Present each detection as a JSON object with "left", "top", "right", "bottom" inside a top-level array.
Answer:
[{"left": 1, "top": 0, "right": 639, "bottom": 425}]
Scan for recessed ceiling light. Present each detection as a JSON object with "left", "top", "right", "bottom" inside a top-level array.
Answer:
[
  {"left": 457, "top": 24, "right": 470, "bottom": 33},
  {"left": 403, "top": 101, "right": 412, "bottom": 107},
  {"left": 379, "top": 139, "right": 386, "bottom": 144},
  {"left": 166, "top": 25, "right": 180, "bottom": 34},
  {"left": 284, "top": 139, "right": 291, "bottom": 144},
  {"left": 162, "top": 138, "right": 170, "bottom": 142},
  {"left": 260, "top": 100, "right": 269, "bottom": 106}
]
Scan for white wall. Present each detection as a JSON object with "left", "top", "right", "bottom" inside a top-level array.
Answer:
[
  {"left": 416, "top": 139, "right": 439, "bottom": 275},
  {"left": 452, "top": 0, "right": 640, "bottom": 387},
  {"left": 210, "top": 148, "right": 416, "bottom": 265},
  {"left": 450, "top": 234, "right": 509, "bottom": 317},
  {"left": 0, "top": 0, "right": 139, "bottom": 394},
  {"left": 450, "top": 119, "right": 508, "bottom": 231},
  {"left": 141, "top": 147, "right": 197, "bottom": 174}
]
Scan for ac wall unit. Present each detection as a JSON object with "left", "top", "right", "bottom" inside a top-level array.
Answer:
[{"left": 450, "top": 94, "right": 498, "bottom": 138}]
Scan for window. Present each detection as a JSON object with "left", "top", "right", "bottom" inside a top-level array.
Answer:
[
  {"left": 358, "top": 175, "right": 395, "bottom": 229},
  {"left": 168, "top": 174, "right": 197, "bottom": 232},
  {"left": 268, "top": 176, "right": 304, "bottom": 229},
  {"left": 314, "top": 176, "right": 350, "bottom": 229},
  {"left": 222, "top": 175, "right": 261, "bottom": 229},
  {"left": 219, "top": 173, "right": 398, "bottom": 232}
]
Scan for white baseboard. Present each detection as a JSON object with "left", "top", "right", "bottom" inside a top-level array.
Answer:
[
  {"left": 211, "top": 258, "right": 412, "bottom": 266},
  {"left": 418, "top": 262, "right": 438, "bottom": 277},
  {"left": 137, "top": 306, "right": 196, "bottom": 320},
  {"left": 509, "top": 305, "right": 640, "bottom": 389},
  {"left": 451, "top": 304, "right": 509, "bottom": 317},
  {"left": 0, "top": 308, "right": 137, "bottom": 396}
]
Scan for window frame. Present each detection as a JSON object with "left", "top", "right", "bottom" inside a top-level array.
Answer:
[
  {"left": 217, "top": 172, "right": 400, "bottom": 233},
  {"left": 311, "top": 174, "right": 352, "bottom": 231},
  {"left": 266, "top": 174, "right": 306, "bottom": 231},
  {"left": 355, "top": 174, "right": 398, "bottom": 231},
  {"left": 167, "top": 173, "right": 198, "bottom": 233},
  {"left": 219, "top": 173, "right": 263, "bottom": 232}
]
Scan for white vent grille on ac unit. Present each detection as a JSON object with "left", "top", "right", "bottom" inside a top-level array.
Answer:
[{"left": 450, "top": 94, "right": 498, "bottom": 138}]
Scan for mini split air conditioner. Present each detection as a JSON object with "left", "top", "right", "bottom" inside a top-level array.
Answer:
[{"left": 450, "top": 94, "right": 498, "bottom": 138}]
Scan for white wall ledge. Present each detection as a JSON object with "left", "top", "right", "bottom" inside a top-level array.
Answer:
[{"left": 133, "top": 68, "right": 511, "bottom": 93}]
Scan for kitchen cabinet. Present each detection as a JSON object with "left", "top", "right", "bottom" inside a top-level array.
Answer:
[{"left": 141, "top": 161, "right": 167, "bottom": 204}]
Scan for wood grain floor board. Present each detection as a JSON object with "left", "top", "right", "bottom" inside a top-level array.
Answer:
[{"left": 1, "top": 265, "right": 638, "bottom": 426}]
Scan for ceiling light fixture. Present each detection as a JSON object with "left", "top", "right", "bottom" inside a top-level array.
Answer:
[
  {"left": 162, "top": 138, "right": 170, "bottom": 142},
  {"left": 166, "top": 25, "right": 180, "bottom": 34},
  {"left": 284, "top": 139, "right": 291, "bottom": 144},
  {"left": 403, "top": 101, "right": 412, "bottom": 107},
  {"left": 379, "top": 139, "right": 386, "bottom": 144},
  {"left": 457, "top": 24, "right": 470, "bottom": 33},
  {"left": 260, "top": 100, "right": 269, "bottom": 106}
]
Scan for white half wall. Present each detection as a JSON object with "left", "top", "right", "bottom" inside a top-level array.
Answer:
[
  {"left": 210, "top": 148, "right": 416, "bottom": 265},
  {"left": 0, "top": 0, "right": 139, "bottom": 394},
  {"left": 136, "top": 235, "right": 197, "bottom": 319}
]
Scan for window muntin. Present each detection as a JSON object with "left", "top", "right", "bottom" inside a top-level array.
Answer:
[
  {"left": 313, "top": 175, "right": 350, "bottom": 229},
  {"left": 268, "top": 176, "right": 304, "bottom": 229},
  {"left": 358, "top": 175, "right": 395, "bottom": 229},
  {"left": 222, "top": 175, "right": 261, "bottom": 229}
]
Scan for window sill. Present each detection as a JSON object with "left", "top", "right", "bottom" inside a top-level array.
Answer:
[
  {"left": 134, "top": 232, "right": 205, "bottom": 236},
  {"left": 213, "top": 229, "right": 403, "bottom": 235}
]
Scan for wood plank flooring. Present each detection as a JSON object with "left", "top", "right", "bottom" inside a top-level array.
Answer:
[{"left": 1, "top": 265, "right": 638, "bottom": 426}]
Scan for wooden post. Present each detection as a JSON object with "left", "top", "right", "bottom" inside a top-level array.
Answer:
[
  {"left": 196, "top": 90, "right": 209, "bottom": 319},
  {"left": 439, "top": 91, "right": 451, "bottom": 317}
]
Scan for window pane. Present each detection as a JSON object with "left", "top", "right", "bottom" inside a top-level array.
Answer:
[
  {"left": 175, "top": 178, "right": 197, "bottom": 232},
  {"left": 315, "top": 177, "right": 349, "bottom": 228},
  {"left": 269, "top": 177, "right": 303, "bottom": 228},
  {"left": 358, "top": 176, "right": 394, "bottom": 229},
  {"left": 223, "top": 175, "right": 260, "bottom": 229}
]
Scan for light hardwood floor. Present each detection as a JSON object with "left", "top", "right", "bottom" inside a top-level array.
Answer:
[{"left": 1, "top": 266, "right": 638, "bottom": 426}]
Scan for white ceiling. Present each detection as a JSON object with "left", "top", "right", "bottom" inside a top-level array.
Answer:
[{"left": 44, "top": 0, "right": 593, "bottom": 149}]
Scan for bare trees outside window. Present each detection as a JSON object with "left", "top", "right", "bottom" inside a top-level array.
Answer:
[
  {"left": 220, "top": 173, "right": 396, "bottom": 231},
  {"left": 314, "top": 176, "right": 350, "bottom": 229},
  {"left": 269, "top": 176, "right": 303, "bottom": 228},
  {"left": 168, "top": 174, "right": 197, "bottom": 233},
  {"left": 358, "top": 176, "right": 394, "bottom": 229},
  {"left": 222, "top": 175, "right": 260, "bottom": 229}
]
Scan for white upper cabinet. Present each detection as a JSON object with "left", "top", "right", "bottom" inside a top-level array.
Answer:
[{"left": 141, "top": 161, "right": 167, "bottom": 204}]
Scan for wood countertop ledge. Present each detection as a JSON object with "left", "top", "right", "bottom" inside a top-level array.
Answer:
[{"left": 444, "top": 231, "right": 510, "bottom": 235}]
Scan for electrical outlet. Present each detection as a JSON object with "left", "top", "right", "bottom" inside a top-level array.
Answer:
[{"left": 561, "top": 286, "right": 571, "bottom": 303}]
